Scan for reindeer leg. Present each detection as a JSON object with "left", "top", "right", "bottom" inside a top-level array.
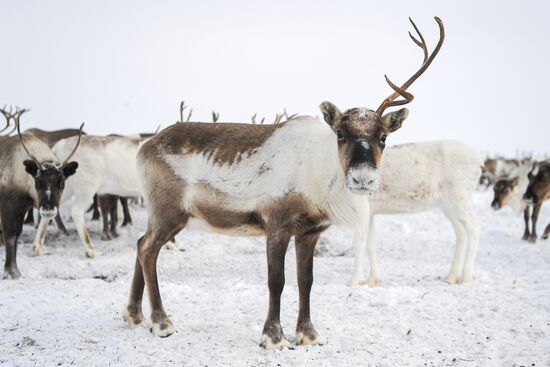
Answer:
[
  {"left": 349, "top": 228, "right": 368, "bottom": 286},
  {"left": 33, "top": 217, "right": 51, "bottom": 256},
  {"left": 71, "top": 200, "right": 97, "bottom": 258},
  {"left": 260, "top": 228, "right": 291, "bottom": 349},
  {"left": 365, "top": 217, "right": 381, "bottom": 287},
  {"left": 295, "top": 232, "right": 323, "bottom": 346},
  {"left": 133, "top": 212, "right": 188, "bottom": 337},
  {"left": 120, "top": 197, "right": 133, "bottom": 227},
  {"left": 528, "top": 203, "right": 541, "bottom": 243},
  {"left": 443, "top": 207, "right": 467, "bottom": 284},
  {"left": 110, "top": 196, "right": 119, "bottom": 238},
  {"left": 91, "top": 194, "right": 100, "bottom": 221},
  {"left": 124, "top": 238, "right": 146, "bottom": 327},
  {"left": 24, "top": 207, "right": 34, "bottom": 225},
  {"left": 542, "top": 222, "right": 550, "bottom": 240},
  {"left": 99, "top": 195, "right": 112, "bottom": 241},
  {"left": 462, "top": 206, "right": 480, "bottom": 283},
  {"left": 54, "top": 212, "right": 68, "bottom": 235},
  {"left": 1, "top": 201, "right": 27, "bottom": 279},
  {"left": 522, "top": 206, "right": 531, "bottom": 241}
]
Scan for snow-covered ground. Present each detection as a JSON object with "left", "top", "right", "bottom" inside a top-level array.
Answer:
[{"left": 1, "top": 191, "right": 549, "bottom": 367}]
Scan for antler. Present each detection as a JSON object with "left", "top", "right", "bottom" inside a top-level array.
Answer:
[
  {"left": 14, "top": 107, "right": 40, "bottom": 164},
  {"left": 212, "top": 111, "right": 220, "bottom": 123},
  {"left": 283, "top": 108, "right": 298, "bottom": 121},
  {"left": 179, "top": 101, "right": 193, "bottom": 122},
  {"left": 376, "top": 17, "right": 445, "bottom": 116},
  {"left": 0, "top": 105, "right": 13, "bottom": 133},
  {"left": 61, "top": 122, "right": 85, "bottom": 167}
]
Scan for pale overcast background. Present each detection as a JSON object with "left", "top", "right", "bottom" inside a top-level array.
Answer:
[{"left": 1, "top": 0, "right": 548, "bottom": 156}]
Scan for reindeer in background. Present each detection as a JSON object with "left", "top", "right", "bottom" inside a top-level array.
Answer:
[{"left": 0, "top": 109, "right": 83, "bottom": 278}]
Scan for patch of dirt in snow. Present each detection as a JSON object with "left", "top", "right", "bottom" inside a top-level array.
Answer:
[{"left": 1, "top": 192, "right": 549, "bottom": 366}]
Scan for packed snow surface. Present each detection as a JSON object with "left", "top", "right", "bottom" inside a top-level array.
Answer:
[{"left": 1, "top": 191, "right": 549, "bottom": 366}]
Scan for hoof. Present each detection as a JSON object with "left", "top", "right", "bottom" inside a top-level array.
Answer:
[
  {"left": 542, "top": 234, "right": 548, "bottom": 240},
  {"left": 3, "top": 267, "right": 21, "bottom": 280},
  {"left": 123, "top": 308, "right": 144, "bottom": 328},
  {"left": 86, "top": 249, "right": 98, "bottom": 259},
  {"left": 260, "top": 334, "right": 292, "bottom": 350},
  {"left": 150, "top": 320, "right": 175, "bottom": 337},
  {"left": 165, "top": 241, "right": 178, "bottom": 251},
  {"left": 101, "top": 232, "right": 112, "bottom": 241},
  {"left": 444, "top": 274, "right": 462, "bottom": 284},
  {"left": 347, "top": 278, "right": 367, "bottom": 287},
  {"left": 33, "top": 244, "right": 45, "bottom": 256},
  {"left": 528, "top": 236, "right": 537, "bottom": 244},
  {"left": 367, "top": 277, "right": 382, "bottom": 287},
  {"left": 522, "top": 233, "right": 530, "bottom": 241},
  {"left": 462, "top": 273, "right": 475, "bottom": 283},
  {"left": 296, "top": 324, "right": 324, "bottom": 346}
]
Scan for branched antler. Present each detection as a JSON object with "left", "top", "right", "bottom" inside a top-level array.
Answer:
[
  {"left": 179, "top": 101, "right": 193, "bottom": 122},
  {"left": 0, "top": 105, "right": 13, "bottom": 134},
  {"left": 376, "top": 17, "right": 445, "bottom": 115}
]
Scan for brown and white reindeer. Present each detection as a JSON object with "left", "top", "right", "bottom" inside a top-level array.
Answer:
[
  {"left": 32, "top": 134, "right": 146, "bottom": 257},
  {"left": 123, "top": 17, "right": 445, "bottom": 347},
  {"left": 23, "top": 126, "right": 88, "bottom": 229},
  {"left": 0, "top": 109, "right": 82, "bottom": 279},
  {"left": 523, "top": 161, "right": 550, "bottom": 242},
  {"left": 491, "top": 162, "right": 536, "bottom": 241}
]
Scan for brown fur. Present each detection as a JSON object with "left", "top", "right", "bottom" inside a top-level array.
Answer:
[
  {"left": 153, "top": 122, "right": 283, "bottom": 165},
  {"left": 524, "top": 161, "right": 550, "bottom": 242}
]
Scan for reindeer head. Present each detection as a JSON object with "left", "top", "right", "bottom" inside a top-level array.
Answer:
[
  {"left": 15, "top": 108, "right": 84, "bottom": 219},
  {"left": 491, "top": 177, "right": 520, "bottom": 210},
  {"left": 523, "top": 162, "right": 550, "bottom": 205},
  {"left": 320, "top": 17, "right": 445, "bottom": 194}
]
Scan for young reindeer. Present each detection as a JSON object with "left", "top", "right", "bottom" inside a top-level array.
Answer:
[
  {"left": 523, "top": 161, "right": 550, "bottom": 242},
  {"left": 0, "top": 109, "right": 82, "bottom": 279},
  {"left": 124, "top": 17, "right": 445, "bottom": 347}
]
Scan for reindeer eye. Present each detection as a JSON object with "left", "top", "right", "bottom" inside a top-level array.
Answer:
[
  {"left": 380, "top": 135, "right": 387, "bottom": 147},
  {"left": 336, "top": 130, "right": 345, "bottom": 142}
]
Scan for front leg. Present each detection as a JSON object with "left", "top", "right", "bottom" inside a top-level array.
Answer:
[
  {"left": 528, "top": 203, "right": 541, "bottom": 243},
  {"left": 71, "top": 204, "right": 98, "bottom": 258},
  {"left": 295, "top": 232, "right": 323, "bottom": 346},
  {"left": 522, "top": 206, "right": 531, "bottom": 241},
  {"left": 260, "top": 229, "right": 291, "bottom": 349},
  {"left": 1, "top": 202, "right": 28, "bottom": 279},
  {"left": 33, "top": 217, "right": 51, "bottom": 256},
  {"left": 349, "top": 227, "right": 370, "bottom": 286}
]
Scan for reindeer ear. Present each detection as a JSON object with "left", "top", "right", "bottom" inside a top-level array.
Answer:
[
  {"left": 62, "top": 161, "right": 79, "bottom": 178},
  {"left": 23, "top": 160, "right": 38, "bottom": 177},
  {"left": 319, "top": 101, "right": 342, "bottom": 128},
  {"left": 381, "top": 108, "right": 409, "bottom": 133}
]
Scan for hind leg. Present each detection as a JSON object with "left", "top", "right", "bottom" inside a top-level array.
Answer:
[
  {"left": 71, "top": 199, "right": 97, "bottom": 258},
  {"left": 120, "top": 197, "right": 133, "bottom": 227},
  {"left": 462, "top": 207, "right": 480, "bottom": 283},
  {"left": 442, "top": 208, "right": 468, "bottom": 284},
  {"left": 99, "top": 195, "right": 113, "bottom": 241}
]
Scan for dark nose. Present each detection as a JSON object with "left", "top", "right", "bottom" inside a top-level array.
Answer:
[{"left": 350, "top": 138, "right": 376, "bottom": 169}]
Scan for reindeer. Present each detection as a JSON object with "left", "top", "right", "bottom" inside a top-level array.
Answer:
[
  {"left": 32, "top": 135, "right": 145, "bottom": 257},
  {"left": 0, "top": 109, "right": 82, "bottom": 279},
  {"left": 123, "top": 17, "right": 445, "bottom": 347},
  {"left": 23, "top": 126, "right": 88, "bottom": 228},
  {"left": 491, "top": 163, "right": 535, "bottom": 241},
  {"left": 348, "top": 140, "right": 483, "bottom": 287},
  {"left": 523, "top": 161, "right": 550, "bottom": 242}
]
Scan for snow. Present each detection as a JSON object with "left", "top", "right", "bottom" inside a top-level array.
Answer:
[{"left": 1, "top": 191, "right": 549, "bottom": 366}]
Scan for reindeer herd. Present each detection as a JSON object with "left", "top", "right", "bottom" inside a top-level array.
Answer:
[{"left": 0, "top": 17, "right": 548, "bottom": 349}]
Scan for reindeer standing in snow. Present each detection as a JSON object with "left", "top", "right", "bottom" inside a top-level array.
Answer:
[
  {"left": 123, "top": 17, "right": 445, "bottom": 348},
  {"left": 348, "top": 140, "right": 483, "bottom": 287},
  {"left": 0, "top": 109, "right": 82, "bottom": 278}
]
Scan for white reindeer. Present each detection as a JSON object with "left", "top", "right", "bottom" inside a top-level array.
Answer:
[
  {"left": 349, "top": 140, "right": 483, "bottom": 287},
  {"left": 33, "top": 136, "right": 143, "bottom": 258}
]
